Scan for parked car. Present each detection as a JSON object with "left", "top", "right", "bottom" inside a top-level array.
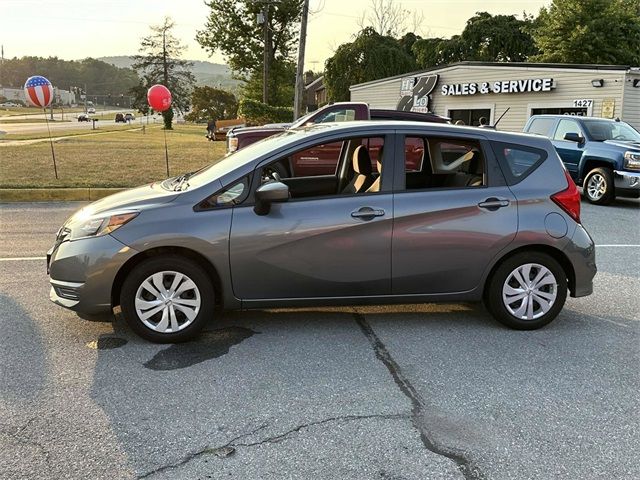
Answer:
[
  {"left": 47, "top": 121, "right": 596, "bottom": 342},
  {"left": 523, "top": 115, "right": 640, "bottom": 204},
  {"left": 77, "top": 114, "right": 91, "bottom": 122},
  {"left": 227, "top": 102, "right": 449, "bottom": 178},
  {"left": 87, "top": 107, "right": 96, "bottom": 114},
  {"left": 115, "top": 113, "right": 126, "bottom": 123},
  {"left": 124, "top": 113, "right": 135, "bottom": 121},
  {"left": 226, "top": 102, "right": 449, "bottom": 154}
]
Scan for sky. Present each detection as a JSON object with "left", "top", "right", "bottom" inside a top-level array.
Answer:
[{"left": 1, "top": 0, "right": 551, "bottom": 71}]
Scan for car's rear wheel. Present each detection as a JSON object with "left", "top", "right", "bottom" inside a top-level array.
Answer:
[
  {"left": 583, "top": 167, "right": 614, "bottom": 205},
  {"left": 120, "top": 255, "right": 214, "bottom": 343},
  {"left": 485, "top": 252, "right": 567, "bottom": 330}
]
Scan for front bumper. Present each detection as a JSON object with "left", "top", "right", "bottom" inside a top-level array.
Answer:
[
  {"left": 48, "top": 234, "right": 138, "bottom": 314},
  {"left": 614, "top": 170, "right": 640, "bottom": 197}
]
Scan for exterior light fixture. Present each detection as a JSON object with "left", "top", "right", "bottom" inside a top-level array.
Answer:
[{"left": 591, "top": 79, "right": 604, "bottom": 87}]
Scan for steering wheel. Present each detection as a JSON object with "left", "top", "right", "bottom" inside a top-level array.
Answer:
[{"left": 613, "top": 135, "right": 626, "bottom": 140}]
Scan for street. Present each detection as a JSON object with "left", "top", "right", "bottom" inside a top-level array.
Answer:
[{"left": 0, "top": 199, "right": 638, "bottom": 479}]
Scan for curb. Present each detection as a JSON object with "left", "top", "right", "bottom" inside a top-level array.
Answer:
[{"left": 0, "top": 188, "right": 126, "bottom": 202}]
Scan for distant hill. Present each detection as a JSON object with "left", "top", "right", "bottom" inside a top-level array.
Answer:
[{"left": 98, "top": 56, "right": 241, "bottom": 90}]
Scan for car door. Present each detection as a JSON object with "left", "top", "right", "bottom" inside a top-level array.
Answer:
[
  {"left": 391, "top": 133, "right": 518, "bottom": 295},
  {"left": 229, "top": 133, "right": 395, "bottom": 301},
  {"left": 551, "top": 118, "right": 585, "bottom": 178}
]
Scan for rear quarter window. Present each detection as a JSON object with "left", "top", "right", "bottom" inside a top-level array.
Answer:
[
  {"left": 526, "top": 117, "right": 556, "bottom": 137},
  {"left": 491, "top": 141, "right": 548, "bottom": 185}
]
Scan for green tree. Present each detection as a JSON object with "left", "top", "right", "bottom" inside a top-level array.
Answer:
[
  {"left": 0, "top": 56, "right": 139, "bottom": 104},
  {"left": 531, "top": 0, "right": 640, "bottom": 64},
  {"left": 412, "top": 12, "right": 537, "bottom": 68},
  {"left": 196, "top": 0, "right": 303, "bottom": 106},
  {"left": 185, "top": 86, "right": 238, "bottom": 122},
  {"left": 325, "top": 28, "right": 417, "bottom": 102},
  {"left": 132, "top": 17, "right": 195, "bottom": 129}
]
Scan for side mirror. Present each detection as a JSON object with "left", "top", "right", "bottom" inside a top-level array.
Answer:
[
  {"left": 564, "top": 132, "right": 584, "bottom": 143},
  {"left": 254, "top": 181, "right": 289, "bottom": 215}
]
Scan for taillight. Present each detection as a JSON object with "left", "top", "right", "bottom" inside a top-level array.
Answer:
[
  {"left": 227, "top": 136, "right": 238, "bottom": 153},
  {"left": 551, "top": 171, "right": 581, "bottom": 223}
]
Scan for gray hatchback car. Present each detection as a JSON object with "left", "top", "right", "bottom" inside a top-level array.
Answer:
[{"left": 48, "top": 121, "right": 596, "bottom": 342}]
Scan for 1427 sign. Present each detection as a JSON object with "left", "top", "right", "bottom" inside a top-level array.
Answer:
[{"left": 573, "top": 99, "right": 593, "bottom": 108}]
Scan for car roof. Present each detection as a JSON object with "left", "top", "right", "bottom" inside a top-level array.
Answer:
[{"left": 295, "top": 120, "right": 549, "bottom": 144}]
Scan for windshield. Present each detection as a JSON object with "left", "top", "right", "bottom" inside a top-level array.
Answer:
[
  {"left": 290, "top": 110, "right": 316, "bottom": 128},
  {"left": 582, "top": 119, "right": 640, "bottom": 142},
  {"left": 183, "top": 130, "right": 302, "bottom": 189}
]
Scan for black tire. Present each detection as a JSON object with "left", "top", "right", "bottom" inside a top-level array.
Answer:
[
  {"left": 263, "top": 162, "right": 288, "bottom": 180},
  {"left": 484, "top": 252, "right": 567, "bottom": 330},
  {"left": 583, "top": 167, "right": 614, "bottom": 205},
  {"left": 120, "top": 255, "right": 215, "bottom": 343}
]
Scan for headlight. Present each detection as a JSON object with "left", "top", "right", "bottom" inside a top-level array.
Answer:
[
  {"left": 624, "top": 151, "right": 640, "bottom": 171},
  {"left": 68, "top": 210, "right": 138, "bottom": 239}
]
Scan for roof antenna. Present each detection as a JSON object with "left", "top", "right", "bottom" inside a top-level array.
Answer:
[{"left": 492, "top": 107, "right": 510, "bottom": 129}]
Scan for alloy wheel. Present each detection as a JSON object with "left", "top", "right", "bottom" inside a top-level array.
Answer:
[
  {"left": 134, "top": 271, "right": 201, "bottom": 333},
  {"left": 586, "top": 173, "right": 606, "bottom": 201},
  {"left": 502, "top": 263, "right": 558, "bottom": 321}
]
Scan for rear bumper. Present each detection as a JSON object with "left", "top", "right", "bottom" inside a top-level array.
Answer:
[
  {"left": 564, "top": 224, "right": 597, "bottom": 298},
  {"left": 614, "top": 170, "right": 640, "bottom": 198}
]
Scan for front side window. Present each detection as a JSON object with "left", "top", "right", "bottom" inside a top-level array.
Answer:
[
  {"left": 259, "top": 136, "right": 387, "bottom": 200},
  {"left": 553, "top": 119, "right": 582, "bottom": 141}
]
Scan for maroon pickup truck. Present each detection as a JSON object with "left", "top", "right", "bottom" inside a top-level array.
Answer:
[{"left": 225, "top": 102, "right": 449, "bottom": 177}]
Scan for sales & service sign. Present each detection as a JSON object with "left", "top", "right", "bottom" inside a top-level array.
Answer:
[{"left": 441, "top": 78, "right": 554, "bottom": 96}]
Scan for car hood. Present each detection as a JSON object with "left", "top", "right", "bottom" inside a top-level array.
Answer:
[
  {"left": 603, "top": 140, "right": 640, "bottom": 151},
  {"left": 80, "top": 182, "right": 179, "bottom": 217}
]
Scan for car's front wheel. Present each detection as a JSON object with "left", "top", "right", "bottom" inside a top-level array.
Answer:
[
  {"left": 583, "top": 167, "right": 614, "bottom": 205},
  {"left": 120, "top": 255, "right": 215, "bottom": 342},
  {"left": 485, "top": 252, "right": 567, "bottom": 330}
]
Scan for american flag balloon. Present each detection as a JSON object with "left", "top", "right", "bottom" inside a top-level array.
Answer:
[{"left": 24, "top": 75, "right": 54, "bottom": 108}]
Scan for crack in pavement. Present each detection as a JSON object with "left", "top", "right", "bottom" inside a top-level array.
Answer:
[
  {"left": 137, "top": 414, "right": 409, "bottom": 479},
  {"left": 137, "top": 423, "right": 269, "bottom": 479},
  {"left": 231, "top": 413, "right": 408, "bottom": 448},
  {"left": 0, "top": 417, "right": 51, "bottom": 465},
  {"left": 353, "top": 311, "right": 484, "bottom": 480}
]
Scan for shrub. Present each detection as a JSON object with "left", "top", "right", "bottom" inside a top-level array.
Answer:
[{"left": 238, "top": 98, "right": 293, "bottom": 126}]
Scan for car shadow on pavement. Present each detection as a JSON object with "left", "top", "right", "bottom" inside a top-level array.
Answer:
[{"left": 0, "top": 294, "right": 48, "bottom": 401}]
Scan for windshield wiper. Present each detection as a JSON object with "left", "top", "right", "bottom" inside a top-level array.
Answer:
[{"left": 172, "top": 171, "right": 196, "bottom": 191}]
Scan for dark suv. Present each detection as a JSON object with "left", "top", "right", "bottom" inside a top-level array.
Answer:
[{"left": 524, "top": 115, "right": 640, "bottom": 204}]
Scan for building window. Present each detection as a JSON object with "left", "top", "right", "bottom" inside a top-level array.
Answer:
[{"left": 448, "top": 109, "right": 491, "bottom": 126}]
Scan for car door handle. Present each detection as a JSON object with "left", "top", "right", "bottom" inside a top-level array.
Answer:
[
  {"left": 351, "top": 207, "right": 385, "bottom": 220},
  {"left": 478, "top": 198, "right": 510, "bottom": 210}
]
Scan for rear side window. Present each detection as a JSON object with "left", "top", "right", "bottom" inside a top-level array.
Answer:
[
  {"left": 492, "top": 142, "right": 547, "bottom": 184},
  {"left": 527, "top": 117, "right": 555, "bottom": 137}
]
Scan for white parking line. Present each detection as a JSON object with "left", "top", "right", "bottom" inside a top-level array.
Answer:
[
  {"left": 596, "top": 245, "right": 640, "bottom": 247},
  {"left": 0, "top": 256, "right": 46, "bottom": 261}
]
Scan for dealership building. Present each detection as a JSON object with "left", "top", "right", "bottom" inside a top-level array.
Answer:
[{"left": 350, "top": 62, "right": 640, "bottom": 131}]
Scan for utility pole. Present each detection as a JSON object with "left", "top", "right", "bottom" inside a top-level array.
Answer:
[
  {"left": 262, "top": 1, "right": 270, "bottom": 104},
  {"left": 293, "top": 0, "right": 309, "bottom": 119}
]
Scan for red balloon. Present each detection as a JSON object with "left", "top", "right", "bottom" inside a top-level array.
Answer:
[{"left": 147, "top": 84, "right": 172, "bottom": 112}]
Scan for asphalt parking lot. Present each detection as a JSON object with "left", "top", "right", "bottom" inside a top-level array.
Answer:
[{"left": 0, "top": 198, "right": 638, "bottom": 480}]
